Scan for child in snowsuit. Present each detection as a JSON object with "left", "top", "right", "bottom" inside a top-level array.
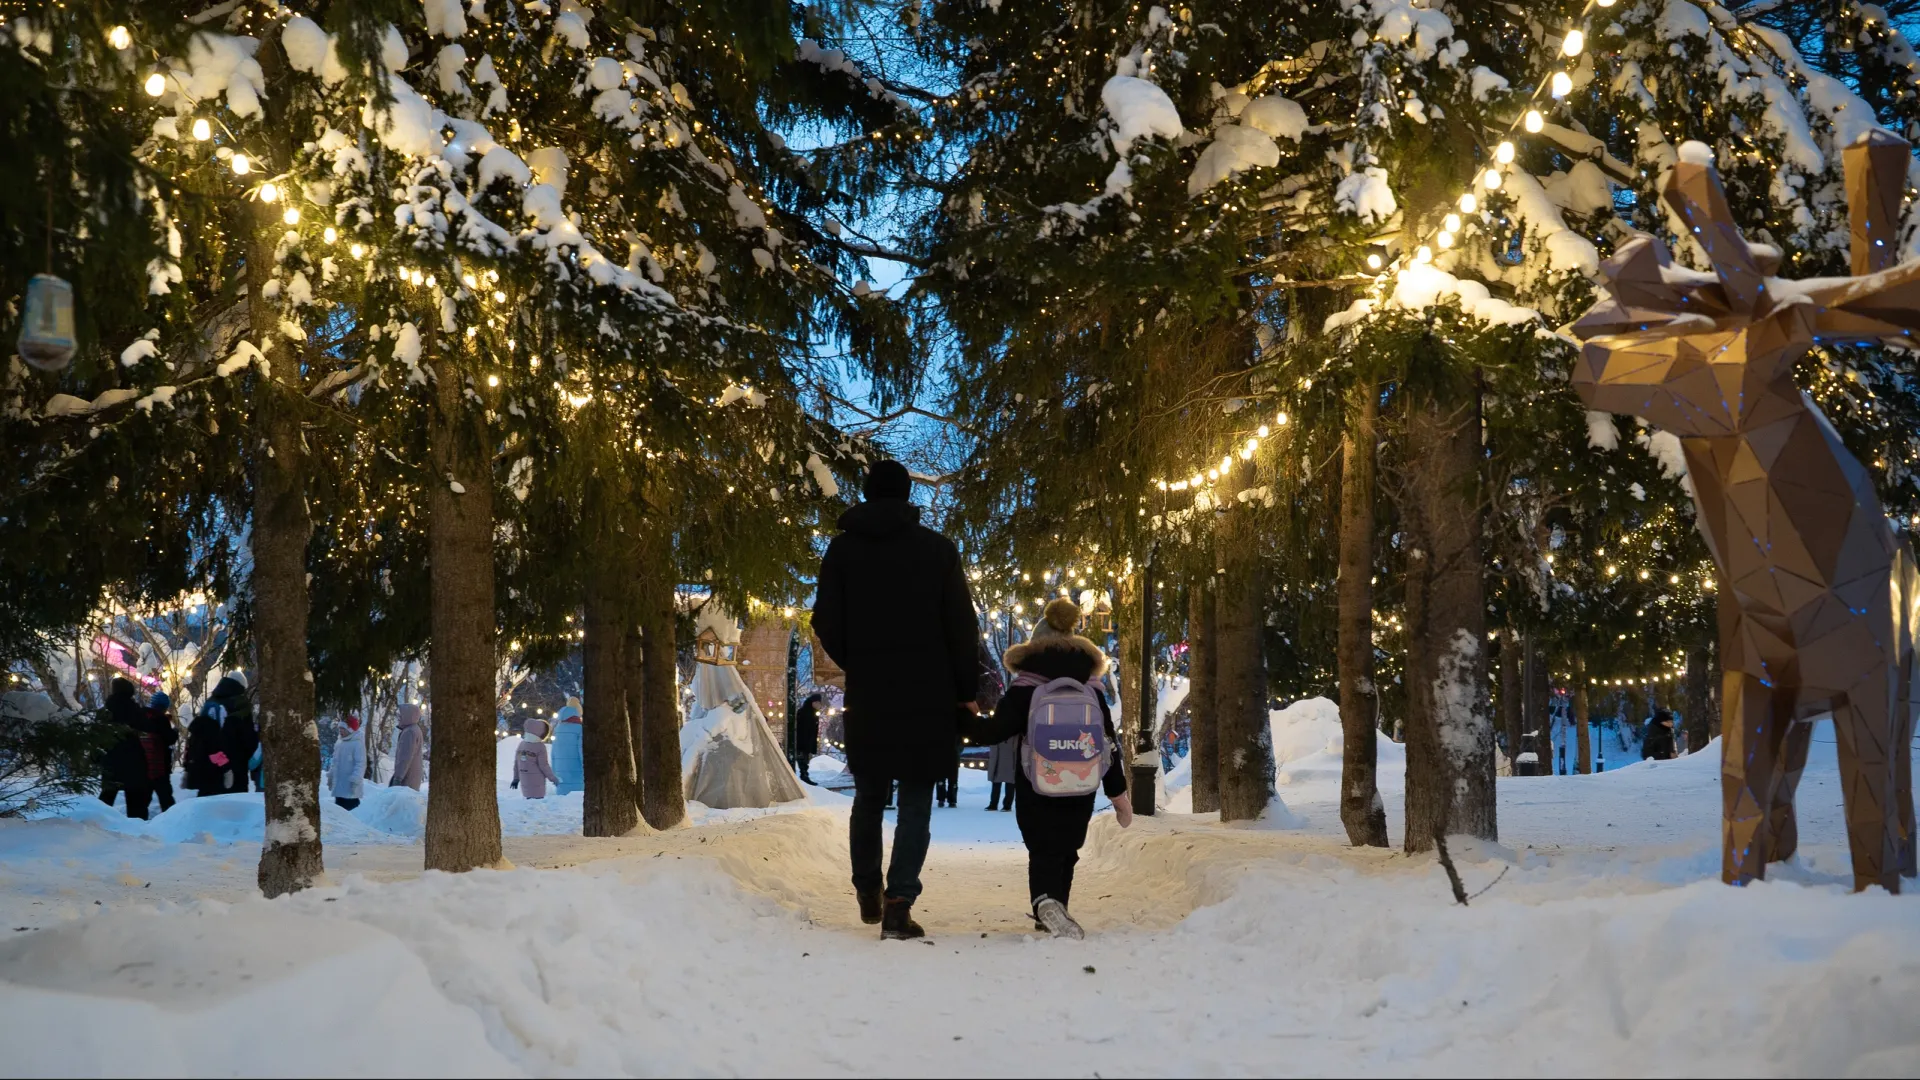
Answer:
[
  {"left": 139, "top": 691, "right": 179, "bottom": 814},
  {"left": 975, "top": 597, "right": 1133, "bottom": 939},
  {"left": 515, "top": 717, "right": 560, "bottom": 798}
]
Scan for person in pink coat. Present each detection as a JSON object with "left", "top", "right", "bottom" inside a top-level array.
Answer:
[{"left": 514, "top": 717, "right": 560, "bottom": 799}]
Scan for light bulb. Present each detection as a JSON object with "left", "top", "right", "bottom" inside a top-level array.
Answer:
[
  {"left": 1219, "top": 454, "right": 1232, "bottom": 473},
  {"left": 258, "top": 182, "right": 278, "bottom": 203},
  {"left": 1257, "top": 424, "right": 1270, "bottom": 437},
  {"left": 492, "top": 290, "right": 506, "bottom": 303},
  {"left": 1562, "top": 29, "right": 1585, "bottom": 56},
  {"left": 1437, "top": 230, "right": 1454, "bottom": 249},
  {"left": 1458, "top": 193, "right": 1478, "bottom": 214},
  {"left": 282, "top": 207, "right": 300, "bottom": 225},
  {"left": 323, "top": 226, "right": 337, "bottom": 243},
  {"left": 1496, "top": 141, "right": 1515, "bottom": 164},
  {"left": 1414, "top": 245, "right": 1433, "bottom": 263},
  {"left": 487, "top": 374, "right": 500, "bottom": 387},
  {"left": 108, "top": 25, "right": 132, "bottom": 50},
  {"left": 1276, "top": 411, "right": 1288, "bottom": 426},
  {"left": 1207, "top": 469, "right": 1219, "bottom": 481},
  {"left": 1550, "top": 71, "right": 1573, "bottom": 98},
  {"left": 1443, "top": 213, "right": 1461, "bottom": 233},
  {"left": 349, "top": 243, "right": 365, "bottom": 258},
  {"left": 1524, "top": 109, "right": 1544, "bottom": 134},
  {"left": 462, "top": 273, "right": 478, "bottom": 288},
  {"left": 1366, "top": 252, "right": 1383, "bottom": 270},
  {"left": 1244, "top": 437, "right": 1260, "bottom": 455},
  {"left": 231, "top": 154, "right": 251, "bottom": 175},
  {"left": 192, "top": 118, "right": 211, "bottom": 141},
  {"left": 1483, "top": 168, "right": 1504, "bottom": 190},
  {"left": 425, "top": 274, "right": 436, "bottom": 288},
  {"left": 144, "top": 72, "right": 166, "bottom": 97}
]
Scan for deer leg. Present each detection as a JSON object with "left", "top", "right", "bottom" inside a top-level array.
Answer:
[
  {"left": 1766, "top": 719, "right": 1814, "bottom": 863},
  {"left": 1833, "top": 670, "right": 1902, "bottom": 893},
  {"left": 1722, "top": 670, "right": 1792, "bottom": 885}
]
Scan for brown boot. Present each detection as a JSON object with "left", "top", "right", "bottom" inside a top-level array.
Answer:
[
  {"left": 857, "top": 888, "right": 884, "bottom": 925},
  {"left": 881, "top": 897, "right": 924, "bottom": 940}
]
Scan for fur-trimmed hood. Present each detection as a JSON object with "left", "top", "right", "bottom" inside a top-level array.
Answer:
[{"left": 1003, "top": 597, "right": 1110, "bottom": 678}]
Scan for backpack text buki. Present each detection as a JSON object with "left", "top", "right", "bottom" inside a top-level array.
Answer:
[{"left": 1021, "top": 676, "right": 1108, "bottom": 797}]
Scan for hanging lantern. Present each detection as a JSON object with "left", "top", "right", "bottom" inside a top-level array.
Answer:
[
  {"left": 694, "top": 626, "right": 739, "bottom": 665},
  {"left": 18, "top": 274, "right": 76, "bottom": 371}
]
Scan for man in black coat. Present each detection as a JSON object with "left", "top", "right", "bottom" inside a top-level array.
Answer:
[
  {"left": 1642, "top": 710, "right": 1678, "bottom": 761},
  {"left": 97, "top": 677, "right": 153, "bottom": 820},
  {"left": 814, "top": 460, "right": 980, "bottom": 939},
  {"left": 793, "top": 693, "right": 822, "bottom": 784},
  {"left": 207, "top": 674, "right": 256, "bottom": 794}
]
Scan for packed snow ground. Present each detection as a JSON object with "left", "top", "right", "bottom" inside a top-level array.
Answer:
[{"left": 2, "top": 702, "right": 1916, "bottom": 1077}]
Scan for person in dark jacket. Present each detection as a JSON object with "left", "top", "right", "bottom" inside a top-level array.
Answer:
[
  {"left": 208, "top": 674, "right": 256, "bottom": 794},
  {"left": 813, "top": 460, "right": 981, "bottom": 940},
  {"left": 97, "top": 678, "right": 153, "bottom": 819},
  {"left": 793, "top": 693, "right": 822, "bottom": 785},
  {"left": 137, "top": 691, "right": 179, "bottom": 814},
  {"left": 1642, "top": 710, "right": 1678, "bottom": 761},
  {"left": 976, "top": 598, "right": 1134, "bottom": 939},
  {"left": 183, "top": 701, "right": 227, "bottom": 796}
]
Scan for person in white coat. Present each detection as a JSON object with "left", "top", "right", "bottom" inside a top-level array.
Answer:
[{"left": 328, "top": 714, "right": 367, "bottom": 810}]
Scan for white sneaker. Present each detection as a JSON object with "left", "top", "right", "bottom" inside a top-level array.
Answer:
[{"left": 1033, "top": 896, "right": 1084, "bottom": 940}]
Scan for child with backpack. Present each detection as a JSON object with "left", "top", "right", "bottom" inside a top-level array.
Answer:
[{"left": 974, "top": 597, "right": 1133, "bottom": 939}]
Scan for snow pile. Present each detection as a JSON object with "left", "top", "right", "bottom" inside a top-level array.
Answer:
[
  {"left": 0, "top": 905, "right": 516, "bottom": 1077},
  {"left": 1188, "top": 124, "right": 1281, "bottom": 195},
  {"left": 1101, "top": 75, "right": 1182, "bottom": 154},
  {"left": 57, "top": 786, "right": 399, "bottom": 846},
  {"left": 1325, "top": 263, "right": 1542, "bottom": 333}
]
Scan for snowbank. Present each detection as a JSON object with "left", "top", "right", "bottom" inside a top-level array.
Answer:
[{"left": 1164, "top": 696, "right": 1405, "bottom": 816}]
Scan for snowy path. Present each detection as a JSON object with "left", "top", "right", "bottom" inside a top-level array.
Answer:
[{"left": 3, "top": 731, "right": 1918, "bottom": 1076}]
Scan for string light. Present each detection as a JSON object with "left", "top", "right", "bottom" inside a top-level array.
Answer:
[
  {"left": 1562, "top": 29, "right": 1586, "bottom": 56},
  {"left": 322, "top": 226, "right": 337, "bottom": 243},
  {"left": 1494, "top": 140, "right": 1515, "bottom": 164},
  {"left": 192, "top": 118, "right": 212, "bottom": 141},
  {"left": 1482, "top": 168, "right": 1504, "bottom": 191},
  {"left": 144, "top": 72, "right": 166, "bottom": 96},
  {"left": 1550, "top": 71, "right": 1574, "bottom": 97},
  {"left": 349, "top": 243, "right": 366, "bottom": 258},
  {"left": 107, "top": 25, "right": 132, "bottom": 50},
  {"left": 231, "top": 154, "right": 251, "bottom": 176},
  {"left": 1524, "top": 109, "right": 1544, "bottom": 133},
  {"left": 282, "top": 207, "right": 300, "bottom": 225},
  {"left": 1458, "top": 193, "right": 1477, "bottom": 214}
]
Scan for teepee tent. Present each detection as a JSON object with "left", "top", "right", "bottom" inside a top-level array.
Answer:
[{"left": 681, "top": 602, "right": 806, "bottom": 808}]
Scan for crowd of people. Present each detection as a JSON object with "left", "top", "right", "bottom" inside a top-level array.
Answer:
[{"left": 95, "top": 672, "right": 428, "bottom": 819}]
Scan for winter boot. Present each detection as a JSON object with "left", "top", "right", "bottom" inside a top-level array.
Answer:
[
  {"left": 857, "top": 887, "right": 884, "bottom": 925},
  {"left": 881, "top": 897, "right": 924, "bottom": 940},
  {"left": 1033, "top": 896, "right": 1084, "bottom": 940}
]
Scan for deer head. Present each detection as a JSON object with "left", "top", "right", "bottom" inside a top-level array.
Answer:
[{"left": 1571, "top": 132, "right": 1918, "bottom": 438}]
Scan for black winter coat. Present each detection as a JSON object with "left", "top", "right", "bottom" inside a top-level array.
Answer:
[
  {"left": 813, "top": 498, "right": 980, "bottom": 783},
  {"left": 100, "top": 686, "right": 148, "bottom": 789},
  {"left": 208, "top": 676, "right": 256, "bottom": 794},
  {"left": 1641, "top": 720, "right": 1677, "bottom": 761},
  {"left": 184, "top": 712, "right": 225, "bottom": 794},
  {"left": 794, "top": 700, "right": 821, "bottom": 757}
]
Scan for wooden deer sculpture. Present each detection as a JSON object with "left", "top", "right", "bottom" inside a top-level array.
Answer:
[{"left": 1570, "top": 133, "right": 1919, "bottom": 892}]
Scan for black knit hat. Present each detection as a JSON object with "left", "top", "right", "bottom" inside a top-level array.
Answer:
[{"left": 863, "top": 460, "right": 911, "bottom": 499}]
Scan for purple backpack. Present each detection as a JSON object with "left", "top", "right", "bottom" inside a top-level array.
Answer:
[{"left": 1015, "top": 673, "right": 1109, "bottom": 797}]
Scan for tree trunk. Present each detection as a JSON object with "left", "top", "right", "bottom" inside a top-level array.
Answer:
[
  {"left": 581, "top": 571, "right": 639, "bottom": 836},
  {"left": 1337, "top": 387, "right": 1388, "bottom": 846},
  {"left": 1215, "top": 465, "right": 1274, "bottom": 822},
  {"left": 250, "top": 34, "right": 323, "bottom": 898},
  {"left": 1685, "top": 644, "right": 1712, "bottom": 753},
  {"left": 635, "top": 534, "right": 685, "bottom": 830},
  {"left": 1400, "top": 387, "right": 1495, "bottom": 853},
  {"left": 1498, "top": 629, "right": 1522, "bottom": 775},
  {"left": 422, "top": 340, "right": 504, "bottom": 872},
  {"left": 1116, "top": 574, "right": 1141, "bottom": 804},
  {"left": 1574, "top": 656, "right": 1593, "bottom": 774},
  {"left": 1527, "top": 636, "right": 1551, "bottom": 774},
  {"left": 1187, "top": 576, "right": 1220, "bottom": 816}
]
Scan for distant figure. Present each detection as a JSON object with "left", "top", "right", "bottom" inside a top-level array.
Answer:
[
  {"left": 97, "top": 678, "right": 152, "bottom": 820},
  {"left": 140, "top": 691, "right": 179, "bottom": 814},
  {"left": 389, "top": 703, "right": 426, "bottom": 790},
  {"left": 208, "top": 674, "right": 256, "bottom": 794},
  {"left": 328, "top": 714, "right": 366, "bottom": 810},
  {"left": 1642, "top": 710, "right": 1678, "bottom": 762},
  {"left": 515, "top": 717, "right": 560, "bottom": 799},
  {"left": 183, "top": 701, "right": 229, "bottom": 796},
  {"left": 813, "top": 460, "right": 982, "bottom": 940},
  {"left": 986, "top": 733, "right": 1019, "bottom": 812},
  {"left": 792, "top": 693, "right": 821, "bottom": 785},
  {"left": 550, "top": 699, "right": 584, "bottom": 796},
  {"left": 976, "top": 598, "right": 1133, "bottom": 939}
]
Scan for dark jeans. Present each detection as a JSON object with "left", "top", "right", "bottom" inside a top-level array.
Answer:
[
  {"left": 989, "top": 781, "right": 1008, "bottom": 809},
  {"left": 101, "top": 779, "right": 153, "bottom": 821},
  {"left": 850, "top": 775, "right": 934, "bottom": 902},
  {"left": 152, "top": 775, "right": 175, "bottom": 813}
]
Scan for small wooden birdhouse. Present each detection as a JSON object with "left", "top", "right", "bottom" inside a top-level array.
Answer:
[
  {"left": 1090, "top": 595, "right": 1115, "bottom": 634},
  {"left": 18, "top": 274, "right": 76, "bottom": 372},
  {"left": 694, "top": 626, "right": 738, "bottom": 665}
]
